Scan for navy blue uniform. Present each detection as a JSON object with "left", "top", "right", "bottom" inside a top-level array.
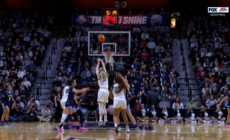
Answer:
[
  {"left": 227, "top": 94, "right": 230, "bottom": 108},
  {"left": 1, "top": 93, "right": 10, "bottom": 108},
  {"left": 65, "top": 86, "right": 75, "bottom": 108}
]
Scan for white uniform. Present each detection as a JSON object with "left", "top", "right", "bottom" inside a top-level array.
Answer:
[
  {"left": 60, "top": 86, "right": 69, "bottom": 109},
  {"left": 112, "top": 84, "right": 127, "bottom": 109},
  {"left": 97, "top": 75, "right": 109, "bottom": 103}
]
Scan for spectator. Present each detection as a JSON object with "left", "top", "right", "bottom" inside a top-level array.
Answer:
[
  {"left": 171, "top": 78, "right": 180, "bottom": 95},
  {"left": 137, "top": 86, "right": 148, "bottom": 107},
  {"left": 147, "top": 38, "right": 156, "bottom": 49},
  {"left": 27, "top": 98, "right": 40, "bottom": 110},
  {"left": 184, "top": 105, "right": 196, "bottom": 123},
  {"left": 22, "top": 78, "right": 31, "bottom": 91},
  {"left": 170, "top": 103, "right": 183, "bottom": 123},
  {"left": 196, "top": 105, "right": 210, "bottom": 123},
  {"left": 114, "top": 58, "right": 124, "bottom": 70},
  {"left": 172, "top": 97, "right": 184, "bottom": 109},
  {"left": 155, "top": 42, "right": 165, "bottom": 53},
  {"left": 212, "top": 105, "right": 225, "bottom": 124},
  {"left": 186, "top": 97, "right": 197, "bottom": 109},
  {"left": 140, "top": 49, "right": 149, "bottom": 60},
  {"left": 159, "top": 105, "right": 170, "bottom": 123},
  {"left": 141, "top": 30, "right": 149, "bottom": 41},
  {"left": 24, "top": 104, "right": 38, "bottom": 121},
  {"left": 85, "top": 100, "right": 98, "bottom": 122},
  {"left": 136, "top": 104, "right": 149, "bottom": 123},
  {"left": 148, "top": 104, "right": 158, "bottom": 122},
  {"left": 9, "top": 102, "right": 24, "bottom": 122},
  {"left": 37, "top": 105, "right": 52, "bottom": 122},
  {"left": 206, "top": 95, "right": 218, "bottom": 109},
  {"left": 127, "top": 88, "right": 137, "bottom": 118}
]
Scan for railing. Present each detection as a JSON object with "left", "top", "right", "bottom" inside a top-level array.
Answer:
[
  {"left": 35, "top": 40, "right": 57, "bottom": 100},
  {"left": 180, "top": 40, "right": 191, "bottom": 97}
]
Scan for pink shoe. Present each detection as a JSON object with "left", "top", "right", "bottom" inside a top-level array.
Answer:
[
  {"left": 77, "top": 126, "right": 88, "bottom": 132},
  {"left": 226, "top": 124, "right": 230, "bottom": 128},
  {"left": 71, "top": 121, "right": 75, "bottom": 126},
  {"left": 56, "top": 126, "right": 63, "bottom": 133}
]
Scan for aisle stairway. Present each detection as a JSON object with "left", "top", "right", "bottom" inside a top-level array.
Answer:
[
  {"left": 31, "top": 38, "right": 65, "bottom": 105},
  {"left": 172, "top": 39, "right": 201, "bottom": 108}
]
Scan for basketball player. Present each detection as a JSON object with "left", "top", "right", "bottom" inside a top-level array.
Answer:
[
  {"left": 57, "top": 79, "right": 89, "bottom": 132},
  {"left": 96, "top": 58, "right": 109, "bottom": 127},
  {"left": 112, "top": 90, "right": 141, "bottom": 132},
  {"left": 0, "top": 85, "right": 13, "bottom": 126},
  {"left": 72, "top": 94, "right": 87, "bottom": 132},
  {"left": 59, "top": 84, "right": 70, "bottom": 127},
  {"left": 218, "top": 90, "right": 230, "bottom": 127},
  {"left": 110, "top": 73, "right": 130, "bottom": 133},
  {"left": 1, "top": 93, "right": 10, "bottom": 126}
]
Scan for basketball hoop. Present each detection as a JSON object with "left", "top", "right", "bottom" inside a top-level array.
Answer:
[{"left": 103, "top": 51, "right": 114, "bottom": 63}]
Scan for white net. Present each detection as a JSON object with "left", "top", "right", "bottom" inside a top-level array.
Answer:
[{"left": 103, "top": 51, "right": 114, "bottom": 63}]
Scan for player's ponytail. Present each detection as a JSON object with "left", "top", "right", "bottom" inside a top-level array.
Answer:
[{"left": 101, "top": 71, "right": 109, "bottom": 78}]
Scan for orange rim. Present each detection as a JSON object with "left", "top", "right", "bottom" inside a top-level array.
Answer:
[{"left": 103, "top": 51, "right": 114, "bottom": 56}]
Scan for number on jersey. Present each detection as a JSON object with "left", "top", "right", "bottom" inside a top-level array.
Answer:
[{"left": 65, "top": 89, "right": 69, "bottom": 94}]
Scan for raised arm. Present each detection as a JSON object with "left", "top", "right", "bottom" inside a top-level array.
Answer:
[
  {"left": 100, "top": 59, "right": 107, "bottom": 73},
  {"left": 96, "top": 58, "right": 100, "bottom": 79},
  {"left": 218, "top": 96, "right": 228, "bottom": 106},
  {"left": 117, "top": 73, "right": 130, "bottom": 91},
  {"left": 72, "top": 87, "right": 90, "bottom": 95}
]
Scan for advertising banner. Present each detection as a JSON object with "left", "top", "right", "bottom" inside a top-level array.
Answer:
[{"left": 72, "top": 14, "right": 167, "bottom": 26}]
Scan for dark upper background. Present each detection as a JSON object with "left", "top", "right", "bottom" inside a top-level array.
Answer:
[{"left": 0, "top": 0, "right": 229, "bottom": 25}]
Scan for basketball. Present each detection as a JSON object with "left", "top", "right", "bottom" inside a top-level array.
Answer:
[{"left": 98, "top": 34, "right": 106, "bottom": 43}]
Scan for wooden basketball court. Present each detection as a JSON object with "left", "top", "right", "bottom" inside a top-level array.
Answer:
[{"left": 0, "top": 122, "right": 230, "bottom": 140}]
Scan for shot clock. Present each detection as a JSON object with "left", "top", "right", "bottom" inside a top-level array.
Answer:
[{"left": 101, "top": 8, "right": 119, "bottom": 26}]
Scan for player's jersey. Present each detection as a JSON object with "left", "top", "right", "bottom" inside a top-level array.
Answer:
[
  {"left": 98, "top": 74, "right": 108, "bottom": 89},
  {"left": 66, "top": 86, "right": 74, "bottom": 103},
  {"left": 112, "top": 84, "right": 125, "bottom": 98},
  {"left": 61, "top": 86, "right": 69, "bottom": 101}
]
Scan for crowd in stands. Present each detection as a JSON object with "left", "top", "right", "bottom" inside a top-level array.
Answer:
[
  {"left": 52, "top": 12, "right": 185, "bottom": 122},
  {"left": 188, "top": 15, "right": 230, "bottom": 109},
  {"left": 0, "top": 12, "right": 53, "bottom": 123}
]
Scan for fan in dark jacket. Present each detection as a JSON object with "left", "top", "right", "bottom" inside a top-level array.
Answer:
[
  {"left": 159, "top": 105, "right": 170, "bottom": 122},
  {"left": 196, "top": 105, "right": 210, "bottom": 123},
  {"left": 211, "top": 105, "right": 226, "bottom": 124},
  {"left": 148, "top": 104, "right": 158, "bottom": 122},
  {"left": 136, "top": 104, "right": 149, "bottom": 124},
  {"left": 185, "top": 105, "right": 196, "bottom": 123},
  {"left": 170, "top": 103, "right": 183, "bottom": 123}
]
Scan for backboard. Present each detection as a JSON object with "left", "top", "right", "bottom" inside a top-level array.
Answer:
[{"left": 88, "top": 31, "right": 131, "bottom": 56}]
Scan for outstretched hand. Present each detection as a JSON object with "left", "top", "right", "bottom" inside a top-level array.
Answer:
[
  {"left": 82, "top": 87, "right": 90, "bottom": 95},
  {"left": 97, "top": 58, "right": 100, "bottom": 63}
]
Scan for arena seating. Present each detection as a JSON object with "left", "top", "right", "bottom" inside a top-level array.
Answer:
[
  {"left": 0, "top": 12, "right": 53, "bottom": 121},
  {"left": 187, "top": 16, "right": 230, "bottom": 109}
]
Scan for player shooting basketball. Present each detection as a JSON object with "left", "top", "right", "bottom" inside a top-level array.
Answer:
[{"left": 96, "top": 58, "right": 109, "bottom": 127}]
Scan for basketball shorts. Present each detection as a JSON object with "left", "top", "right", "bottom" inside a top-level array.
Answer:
[
  {"left": 113, "top": 97, "right": 127, "bottom": 109},
  {"left": 60, "top": 99, "right": 67, "bottom": 110},
  {"left": 227, "top": 105, "right": 230, "bottom": 109},
  {"left": 73, "top": 106, "right": 80, "bottom": 111},
  {"left": 2, "top": 102, "right": 9, "bottom": 109},
  {"left": 97, "top": 88, "right": 109, "bottom": 103},
  {"left": 65, "top": 101, "right": 74, "bottom": 109}
]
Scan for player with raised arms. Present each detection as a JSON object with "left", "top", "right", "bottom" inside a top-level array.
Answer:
[
  {"left": 56, "top": 79, "right": 89, "bottom": 132},
  {"left": 96, "top": 58, "right": 109, "bottom": 127},
  {"left": 110, "top": 72, "right": 130, "bottom": 133}
]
